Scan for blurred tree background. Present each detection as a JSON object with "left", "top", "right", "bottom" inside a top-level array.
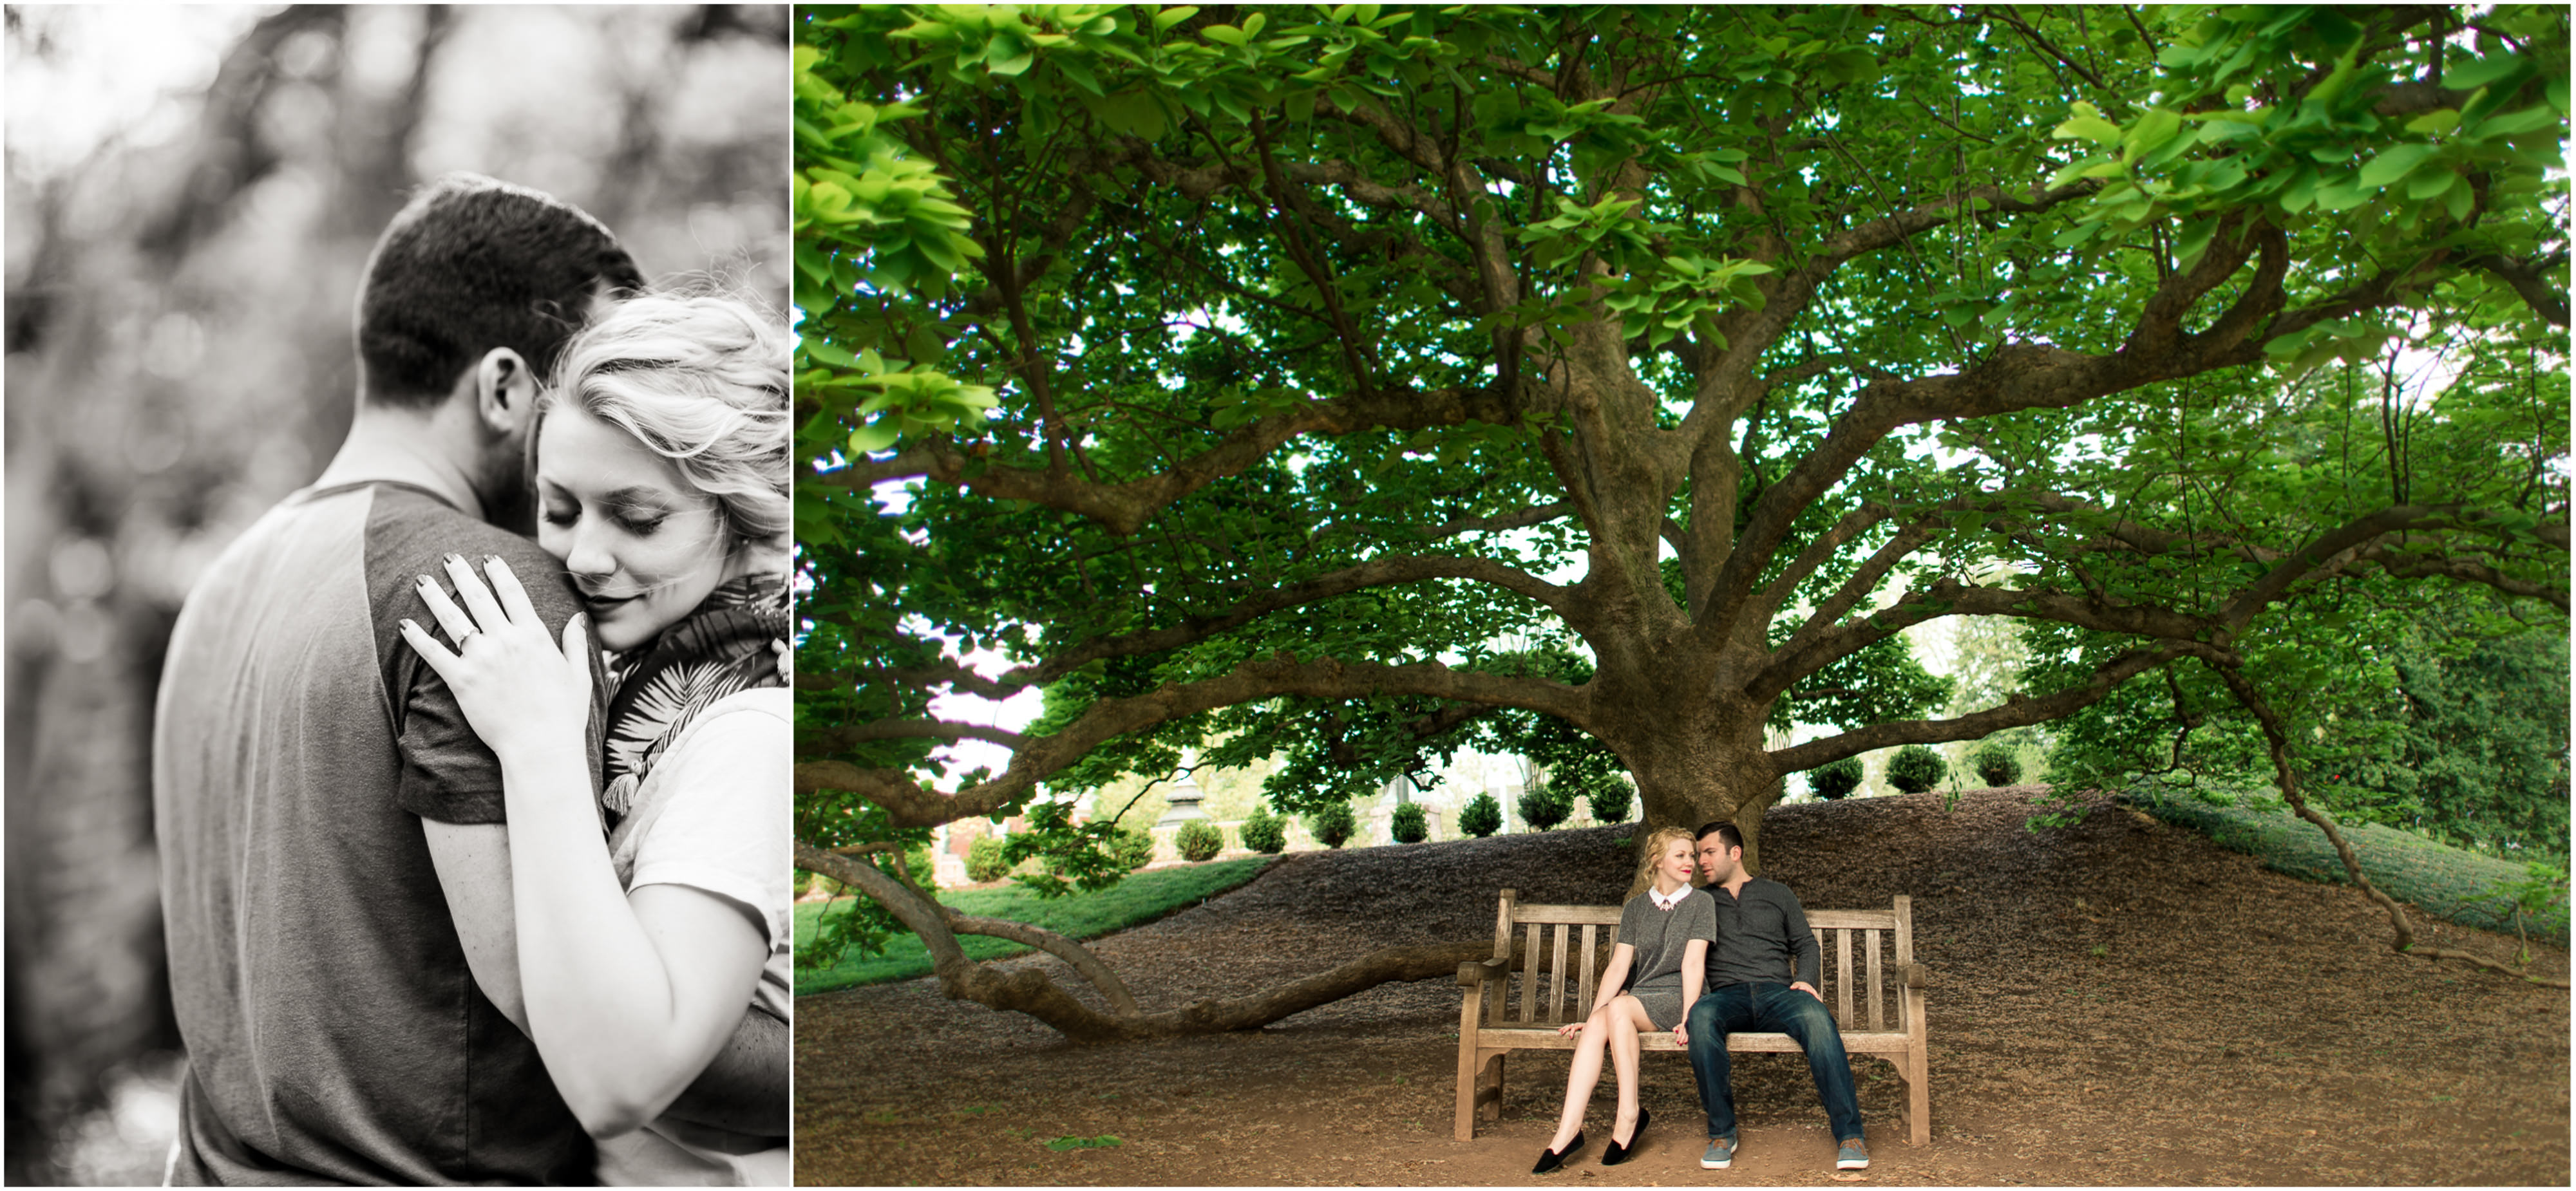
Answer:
[{"left": 3, "top": 5, "right": 787, "bottom": 1183}]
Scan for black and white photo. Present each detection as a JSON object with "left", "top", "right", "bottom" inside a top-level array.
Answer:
[{"left": 5, "top": 6, "right": 793, "bottom": 1185}]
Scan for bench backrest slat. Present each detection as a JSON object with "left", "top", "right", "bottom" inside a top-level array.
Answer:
[
  {"left": 1481, "top": 889, "right": 1915, "bottom": 1035},
  {"left": 1804, "top": 909, "right": 1900, "bottom": 930},
  {"left": 1891, "top": 894, "right": 1914, "bottom": 1034},
  {"left": 1866, "top": 928, "right": 1885, "bottom": 1031},
  {"left": 1520, "top": 919, "right": 1541, "bottom": 1022},
  {"left": 1511, "top": 903, "right": 1624, "bottom": 924},
  {"left": 1566, "top": 923, "right": 1587, "bottom": 1026},
  {"left": 1549, "top": 922, "right": 1573, "bottom": 1024},
  {"left": 1835, "top": 928, "right": 1854, "bottom": 1025}
]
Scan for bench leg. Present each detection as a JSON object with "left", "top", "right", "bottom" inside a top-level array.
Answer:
[
  {"left": 1895, "top": 1049, "right": 1929, "bottom": 1145},
  {"left": 1454, "top": 1043, "right": 1481, "bottom": 1140},
  {"left": 1454, "top": 1049, "right": 1508, "bottom": 1139}
]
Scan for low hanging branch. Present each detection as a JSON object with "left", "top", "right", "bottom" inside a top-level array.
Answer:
[
  {"left": 797, "top": 842, "right": 1509, "bottom": 1042},
  {"left": 2206, "top": 666, "right": 2570, "bottom": 989}
]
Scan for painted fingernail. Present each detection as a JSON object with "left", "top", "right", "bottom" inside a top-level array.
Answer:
[
  {"left": 401, "top": 619, "right": 419, "bottom": 633},
  {"left": 486, "top": 554, "right": 506, "bottom": 569},
  {"left": 416, "top": 574, "right": 433, "bottom": 588},
  {"left": 444, "top": 552, "right": 465, "bottom": 568}
]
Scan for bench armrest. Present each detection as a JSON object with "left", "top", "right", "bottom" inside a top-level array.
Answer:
[
  {"left": 1457, "top": 957, "right": 1510, "bottom": 988},
  {"left": 1899, "top": 962, "right": 1933, "bottom": 989}
]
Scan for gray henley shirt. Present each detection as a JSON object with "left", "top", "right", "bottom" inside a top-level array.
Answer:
[{"left": 1702, "top": 876, "right": 1821, "bottom": 989}]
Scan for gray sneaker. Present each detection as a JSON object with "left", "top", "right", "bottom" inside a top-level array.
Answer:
[
  {"left": 1701, "top": 1135, "right": 1736, "bottom": 1169},
  {"left": 1836, "top": 1138, "right": 1870, "bottom": 1170}
]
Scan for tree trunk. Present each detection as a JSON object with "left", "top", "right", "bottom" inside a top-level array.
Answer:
[{"left": 1600, "top": 675, "right": 1781, "bottom": 874}]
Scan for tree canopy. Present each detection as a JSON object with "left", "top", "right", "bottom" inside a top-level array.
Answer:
[{"left": 791, "top": 4, "right": 2571, "bottom": 1021}]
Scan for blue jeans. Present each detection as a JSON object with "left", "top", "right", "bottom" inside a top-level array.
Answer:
[{"left": 1685, "top": 982, "right": 1866, "bottom": 1144}]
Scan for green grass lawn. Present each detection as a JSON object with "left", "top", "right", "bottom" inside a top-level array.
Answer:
[
  {"left": 793, "top": 856, "right": 1274, "bottom": 995},
  {"left": 2124, "top": 790, "right": 2569, "bottom": 946}
]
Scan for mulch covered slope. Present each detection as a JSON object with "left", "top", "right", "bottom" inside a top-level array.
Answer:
[{"left": 794, "top": 789, "right": 2570, "bottom": 1186}]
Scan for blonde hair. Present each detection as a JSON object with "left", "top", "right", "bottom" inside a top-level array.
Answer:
[
  {"left": 1632, "top": 825, "right": 1699, "bottom": 893},
  {"left": 542, "top": 290, "right": 790, "bottom": 547}
]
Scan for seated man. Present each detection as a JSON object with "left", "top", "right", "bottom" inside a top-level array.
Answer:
[{"left": 1683, "top": 821, "right": 1868, "bottom": 1172}]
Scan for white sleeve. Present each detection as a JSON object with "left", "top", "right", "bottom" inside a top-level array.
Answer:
[{"left": 625, "top": 693, "right": 792, "bottom": 948}]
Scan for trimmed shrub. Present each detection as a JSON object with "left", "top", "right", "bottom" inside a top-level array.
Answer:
[
  {"left": 1887, "top": 744, "right": 1947, "bottom": 794},
  {"left": 1972, "top": 742, "right": 2022, "bottom": 787},
  {"left": 1390, "top": 801, "right": 1430, "bottom": 844},
  {"left": 1309, "top": 801, "right": 1358, "bottom": 849},
  {"left": 1519, "top": 779, "right": 1574, "bottom": 832},
  {"left": 1586, "top": 780, "right": 1634, "bottom": 825},
  {"left": 1113, "top": 825, "right": 1155, "bottom": 869},
  {"left": 965, "top": 836, "right": 1011, "bottom": 883},
  {"left": 1459, "top": 792, "right": 1503, "bottom": 838},
  {"left": 1239, "top": 804, "right": 1289, "bottom": 854},
  {"left": 1809, "top": 756, "right": 1864, "bottom": 801},
  {"left": 1175, "top": 820, "right": 1226, "bottom": 862}
]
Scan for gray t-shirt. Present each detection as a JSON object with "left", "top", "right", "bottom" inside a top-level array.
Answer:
[
  {"left": 1617, "top": 886, "right": 1718, "bottom": 999},
  {"left": 153, "top": 482, "right": 597, "bottom": 1185}
]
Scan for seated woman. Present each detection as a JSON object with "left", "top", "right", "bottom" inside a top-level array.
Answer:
[
  {"left": 1533, "top": 825, "right": 1714, "bottom": 1174},
  {"left": 402, "top": 291, "right": 790, "bottom": 1185}
]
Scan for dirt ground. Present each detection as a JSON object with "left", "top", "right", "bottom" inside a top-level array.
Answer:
[{"left": 794, "top": 789, "right": 2571, "bottom": 1186}]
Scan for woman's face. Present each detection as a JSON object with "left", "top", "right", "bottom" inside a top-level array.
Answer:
[
  {"left": 1657, "top": 837, "right": 1696, "bottom": 886},
  {"left": 535, "top": 404, "right": 733, "bottom": 652}
]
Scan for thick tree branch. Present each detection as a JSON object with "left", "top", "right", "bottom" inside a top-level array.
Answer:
[
  {"left": 1421, "top": 500, "right": 1575, "bottom": 539},
  {"left": 813, "top": 382, "right": 1518, "bottom": 536},
  {"left": 1700, "top": 219, "right": 2291, "bottom": 644},
  {"left": 2466, "top": 252, "right": 2571, "bottom": 329},
  {"left": 824, "top": 720, "right": 1028, "bottom": 749},
  {"left": 1768, "top": 641, "right": 2211, "bottom": 773},
  {"left": 1748, "top": 502, "right": 1894, "bottom": 626},
  {"left": 802, "top": 554, "right": 1577, "bottom": 747},
  {"left": 800, "top": 655, "right": 1589, "bottom": 828},
  {"left": 1753, "top": 579, "right": 2221, "bottom": 704}
]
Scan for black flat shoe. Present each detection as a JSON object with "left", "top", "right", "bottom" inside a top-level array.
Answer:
[
  {"left": 1532, "top": 1131, "right": 1585, "bottom": 1175},
  {"left": 1602, "top": 1107, "right": 1650, "bottom": 1166}
]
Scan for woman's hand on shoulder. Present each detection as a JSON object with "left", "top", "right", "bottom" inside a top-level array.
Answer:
[{"left": 401, "top": 554, "right": 592, "bottom": 760}]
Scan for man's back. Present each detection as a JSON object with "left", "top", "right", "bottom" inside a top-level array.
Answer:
[{"left": 154, "top": 482, "right": 589, "bottom": 1185}]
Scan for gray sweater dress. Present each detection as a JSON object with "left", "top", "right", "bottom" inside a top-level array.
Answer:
[{"left": 1616, "top": 886, "right": 1718, "bottom": 1029}]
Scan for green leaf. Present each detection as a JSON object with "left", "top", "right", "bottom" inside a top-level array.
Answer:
[
  {"left": 2443, "top": 52, "right": 2528, "bottom": 92},
  {"left": 2357, "top": 144, "right": 2436, "bottom": 191},
  {"left": 2123, "top": 108, "right": 2184, "bottom": 157},
  {"left": 2052, "top": 102, "right": 2123, "bottom": 147},
  {"left": 1152, "top": 6, "right": 1199, "bottom": 33},
  {"left": 849, "top": 420, "right": 900, "bottom": 455},
  {"left": 2405, "top": 167, "right": 2460, "bottom": 202},
  {"left": 2173, "top": 217, "right": 2219, "bottom": 272},
  {"left": 2405, "top": 109, "right": 2461, "bottom": 136},
  {"left": 2472, "top": 104, "right": 2560, "bottom": 138}
]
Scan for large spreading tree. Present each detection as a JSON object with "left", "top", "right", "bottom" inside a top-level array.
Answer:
[{"left": 795, "top": 3, "right": 2571, "bottom": 1034}]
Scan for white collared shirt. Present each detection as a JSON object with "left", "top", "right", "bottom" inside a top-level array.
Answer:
[{"left": 1649, "top": 882, "right": 1692, "bottom": 910}]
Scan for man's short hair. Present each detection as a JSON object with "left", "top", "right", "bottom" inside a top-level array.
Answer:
[
  {"left": 1695, "top": 820, "right": 1745, "bottom": 853},
  {"left": 355, "top": 174, "right": 644, "bottom": 408}
]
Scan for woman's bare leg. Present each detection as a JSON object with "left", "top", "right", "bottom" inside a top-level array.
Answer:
[
  {"left": 1546, "top": 1004, "right": 1618, "bottom": 1152},
  {"left": 1607, "top": 995, "right": 1655, "bottom": 1143}
]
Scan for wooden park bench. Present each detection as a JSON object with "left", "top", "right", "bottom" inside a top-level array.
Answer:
[{"left": 1455, "top": 888, "right": 1931, "bottom": 1145}]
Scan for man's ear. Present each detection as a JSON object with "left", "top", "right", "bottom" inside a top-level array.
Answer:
[{"left": 472, "top": 346, "right": 540, "bottom": 436}]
